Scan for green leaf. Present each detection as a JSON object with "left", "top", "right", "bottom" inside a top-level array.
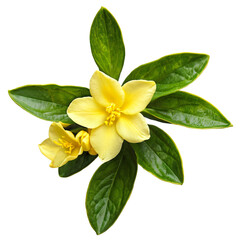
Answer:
[
  {"left": 131, "top": 125, "right": 183, "bottom": 184},
  {"left": 58, "top": 152, "right": 97, "bottom": 177},
  {"left": 141, "top": 111, "right": 170, "bottom": 124},
  {"left": 86, "top": 142, "right": 137, "bottom": 235},
  {"left": 124, "top": 53, "right": 209, "bottom": 100},
  {"left": 143, "top": 91, "right": 232, "bottom": 128},
  {"left": 90, "top": 7, "right": 125, "bottom": 80},
  {"left": 8, "top": 84, "right": 90, "bottom": 123},
  {"left": 64, "top": 123, "right": 87, "bottom": 134}
]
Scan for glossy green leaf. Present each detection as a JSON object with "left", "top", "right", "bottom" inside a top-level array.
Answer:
[
  {"left": 124, "top": 53, "right": 209, "bottom": 100},
  {"left": 90, "top": 7, "right": 125, "bottom": 80},
  {"left": 143, "top": 91, "right": 232, "bottom": 128},
  {"left": 58, "top": 152, "right": 97, "bottom": 178},
  {"left": 9, "top": 85, "right": 90, "bottom": 123},
  {"left": 141, "top": 111, "right": 170, "bottom": 124},
  {"left": 131, "top": 125, "right": 183, "bottom": 184},
  {"left": 86, "top": 142, "right": 137, "bottom": 235}
]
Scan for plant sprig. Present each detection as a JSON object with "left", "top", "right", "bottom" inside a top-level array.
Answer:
[{"left": 8, "top": 7, "right": 231, "bottom": 234}]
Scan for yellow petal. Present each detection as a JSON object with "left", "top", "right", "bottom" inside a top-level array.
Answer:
[
  {"left": 90, "top": 124, "right": 123, "bottom": 162},
  {"left": 39, "top": 138, "right": 60, "bottom": 161},
  {"left": 67, "top": 97, "right": 107, "bottom": 128},
  {"left": 49, "top": 122, "right": 76, "bottom": 143},
  {"left": 39, "top": 138, "right": 80, "bottom": 168},
  {"left": 121, "top": 80, "right": 156, "bottom": 114},
  {"left": 59, "top": 122, "right": 70, "bottom": 128},
  {"left": 116, "top": 113, "right": 150, "bottom": 143},
  {"left": 90, "top": 71, "right": 125, "bottom": 107},
  {"left": 50, "top": 148, "right": 78, "bottom": 168},
  {"left": 79, "top": 146, "right": 84, "bottom": 155},
  {"left": 89, "top": 147, "right": 97, "bottom": 155}
]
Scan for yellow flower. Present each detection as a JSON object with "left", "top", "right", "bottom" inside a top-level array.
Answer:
[
  {"left": 39, "top": 122, "right": 96, "bottom": 168},
  {"left": 67, "top": 70, "right": 156, "bottom": 162}
]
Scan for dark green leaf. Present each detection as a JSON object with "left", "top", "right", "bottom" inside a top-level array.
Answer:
[
  {"left": 64, "top": 123, "right": 87, "bottom": 134},
  {"left": 90, "top": 7, "right": 125, "bottom": 80},
  {"left": 143, "top": 91, "right": 232, "bottom": 128},
  {"left": 86, "top": 142, "right": 137, "bottom": 235},
  {"left": 58, "top": 152, "right": 97, "bottom": 177},
  {"left": 131, "top": 125, "right": 183, "bottom": 184},
  {"left": 124, "top": 53, "right": 209, "bottom": 100},
  {"left": 8, "top": 84, "right": 90, "bottom": 123}
]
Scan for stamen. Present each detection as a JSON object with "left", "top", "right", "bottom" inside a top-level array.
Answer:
[
  {"left": 54, "top": 137, "right": 75, "bottom": 154},
  {"left": 105, "top": 103, "right": 121, "bottom": 126}
]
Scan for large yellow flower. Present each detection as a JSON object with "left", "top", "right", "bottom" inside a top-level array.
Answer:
[
  {"left": 67, "top": 71, "right": 156, "bottom": 161},
  {"left": 39, "top": 122, "right": 96, "bottom": 168}
]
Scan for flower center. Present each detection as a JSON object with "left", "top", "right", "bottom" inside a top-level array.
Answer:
[
  {"left": 105, "top": 103, "right": 121, "bottom": 126},
  {"left": 54, "top": 136, "right": 75, "bottom": 154}
]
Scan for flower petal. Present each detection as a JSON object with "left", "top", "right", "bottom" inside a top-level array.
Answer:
[
  {"left": 90, "top": 71, "right": 125, "bottom": 107},
  {"left": 90, "top": 124, "right": 123, "bottom": 162},
  {"left": 49, "top": 122, "right": 76, "bottom": 143},
  {"left": 39, "top": 138, "right": 80, "bottom": 168},
  {"left": 50, "top": 148, "right": 78, "bottom": 168},
  {"left": 67, "top": 97, "right": 107, "bottom": 128},
  {"left": 39, "top": 138, "right": 60, "bottom": 161},
  {"left": 59, "top": 122, "right": 70, "bottom": 128},
  {"left": 116, "top": 113, "right": 150, "bottom": 143},
  {"left": 121, "top": 80, "right": 156, "bottom": 114},
  {"left": 89, "top": 147, "right": 97, "bottom": 155}
]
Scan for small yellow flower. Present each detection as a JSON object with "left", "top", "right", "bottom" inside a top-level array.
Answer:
[
  {"left": 67, "top": 70, "right": 156, "bottom": 162},
  {"left": 39, "top": 122, "right": 96, "bottom": 168}
]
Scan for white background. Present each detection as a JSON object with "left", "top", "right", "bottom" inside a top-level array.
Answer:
[{"left": 0, "top": 0, "right": 239, "bottom": 239}]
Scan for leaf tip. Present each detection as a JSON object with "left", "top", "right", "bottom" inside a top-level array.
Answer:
[
  {"left": 178, "top": 179, "right": 184, "bottom": 185},
  {"left": 203, "top": 54, "right": 210, "bottom": 63},
  {"left": 8, "top": 89, "right": 13, "bottom": 96},
  {"left": 199, "top": 53, "right": 210, "bottom": 64},
  {"left": 99, "top": 6, "right": 109, "bottom": 14},
  {"left": 8, "top": 89, "right": 15, "bottom": 102},
  {"left": 174, "top": 175, "right": 184, "bottom": 185},
  {"left": 222, "top": 118, "right": 233, "bottom": 128},
  {"left": 95, "top": 230, "right": 102, "bottom": 235}
]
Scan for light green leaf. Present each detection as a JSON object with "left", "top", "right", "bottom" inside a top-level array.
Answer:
[
  {"left": 90, "top": 7, "right": 125, "bottom": 80},
  {"left": 143, "top": 91, "right": 232, "bottom": 128},
  {"left": 58, "top": 152, "right": 97, "bottom": 178},
  {"left": 131, "top": 125, "right": 183, "bottom": 184},
  {"left": 86, "top": 142, "right": 137, "bottom": 235},
  {"left": 9, "top": 85, "right": 90, "bottom": 123},
  {"left": 124, "top": 53, "right": 209, "bottom": 100}
]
